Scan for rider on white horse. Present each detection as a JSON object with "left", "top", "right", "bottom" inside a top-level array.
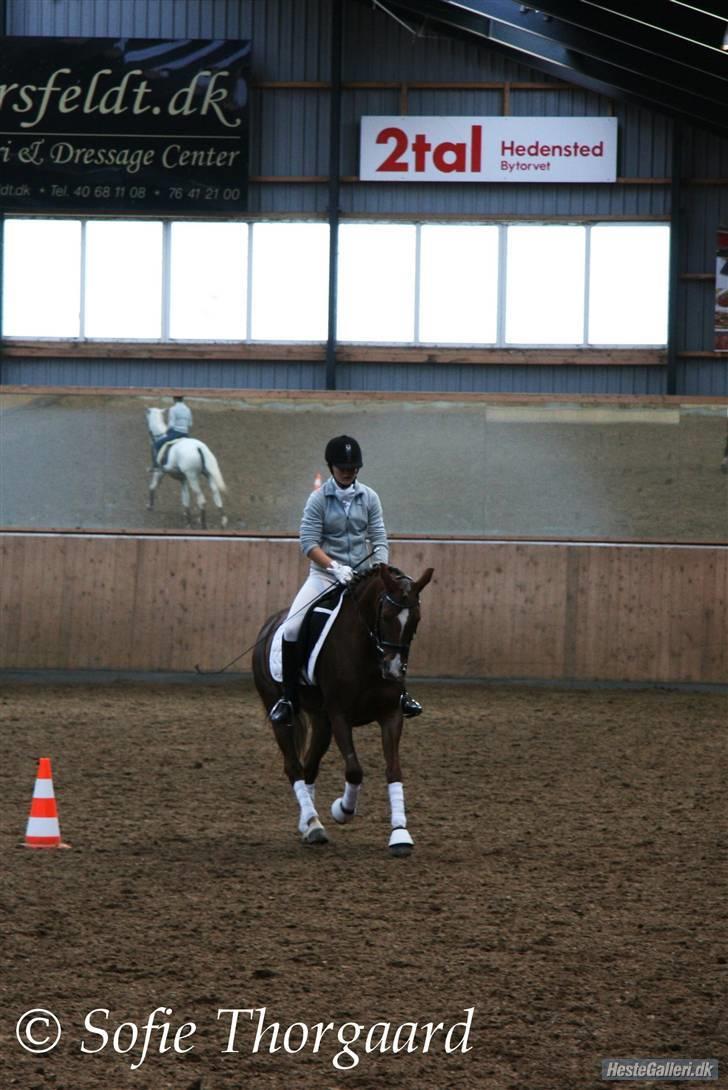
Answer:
[
  {"left": 145, "top": 405, "right": 227, "bottom": 529},
  {"left": 154, "top": 395, "right": 193, "bottom": 465},
  {"left": 166, "top": 395, "right": 192, "bottom": 439}
]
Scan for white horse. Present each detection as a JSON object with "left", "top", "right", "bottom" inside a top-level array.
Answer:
[{"left": 146, "top": 407, "right": 228, "bottom": 529}]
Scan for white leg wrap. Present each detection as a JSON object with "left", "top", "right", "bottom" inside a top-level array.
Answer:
[
  {"left": 305, "top": 783, "right": 316, "bottom": 803},
  {"left": 331, "top": 780, "right": 360, "bottom": 824},
  {"left": 388, "top": 781, "right": 407, "bottom": 829},
  {"left": 293, "top": 779, "right": 317, "bottom": 832},
  {"left": 342, "top": 781, "right": 360, "bottom": 814}
]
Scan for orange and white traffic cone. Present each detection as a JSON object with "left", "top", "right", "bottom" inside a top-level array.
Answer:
[
  {"left": 313, "top": 471, "right": 323, "bottom": 490},
  {"left": 25, "top": 757, "right": 67, "bottom": 849}
]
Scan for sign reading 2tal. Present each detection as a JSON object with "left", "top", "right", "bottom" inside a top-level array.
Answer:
[{"left": 360, "top": 116, "right": 618, "bottom": 183}]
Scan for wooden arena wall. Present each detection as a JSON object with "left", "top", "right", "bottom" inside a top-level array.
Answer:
[{"left": 1, "top": 534, "right": 726, "bottom": 685}]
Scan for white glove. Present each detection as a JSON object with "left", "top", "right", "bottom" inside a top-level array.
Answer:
[{"left": 328, "top": 561, "right": 354, "bottom": 585}]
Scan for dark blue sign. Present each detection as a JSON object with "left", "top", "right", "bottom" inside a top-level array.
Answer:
[{"left": 0, "top": 37, "right": 250, "bottom": 214}]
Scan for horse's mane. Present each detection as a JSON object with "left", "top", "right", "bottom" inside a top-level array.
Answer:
[{"left": 350, "top": 563, "right": 409, "bottom": 595}]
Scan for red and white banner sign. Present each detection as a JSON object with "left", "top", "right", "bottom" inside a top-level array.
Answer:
[{"left": 360, "top": 116, "right": 618, "bottom": 183}]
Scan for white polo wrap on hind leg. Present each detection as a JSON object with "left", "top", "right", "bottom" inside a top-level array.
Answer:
[
  {"left": 331, "top": 780, "right": 361, "bottom": 823},
  {"left": 388, "top": 781, "right": 407, "bottom": 829},
  {"left": 293, "top": 779, "right": 317, "bottom": 830},
  {"left": 342, "top": 781, "right": 360, "bottom": 814}
]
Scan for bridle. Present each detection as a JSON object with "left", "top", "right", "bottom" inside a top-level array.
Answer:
[{"left": 351, "top": 582, "right": 420, "bottom": 663}]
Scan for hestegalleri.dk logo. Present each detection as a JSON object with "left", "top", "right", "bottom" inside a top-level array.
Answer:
[{"left": 602, "top": 1057, "right": 719, "bottom": 1081}]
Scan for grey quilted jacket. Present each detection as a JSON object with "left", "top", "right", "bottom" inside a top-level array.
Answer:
[{"left": 299, "top": 477, "right": 389, "bottom": 571}]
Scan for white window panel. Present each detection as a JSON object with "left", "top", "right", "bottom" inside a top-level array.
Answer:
[
  {"left": 589, "top": 224, "right": 670, "bottom": 345},
  {"left": 3, "top": 219, "right": 81, "bottom": 337},
  {"left": 419, "top": 224, "right": 499, "bottom": 343},
  {"left": 506, "top": 225, "right": 586, "bottom": 344},
  {"left": 1, "top": 216, "right": 671, "bottom": 350},
  {"left": 337, "top": 224, "right": 416, "bottom": 342},
  {"left": 85, "top": 221, "right": 163, "bottom": 338},
  {"left": 170, "top": 222, "right": 247, "bottom": 340},
  {"left": 250, "top": 223, "right": 329, "bottom": 340}
]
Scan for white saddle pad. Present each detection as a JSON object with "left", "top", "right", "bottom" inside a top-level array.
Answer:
[{"left": 269, "top": 593, "right": 345, "bottom": 685}]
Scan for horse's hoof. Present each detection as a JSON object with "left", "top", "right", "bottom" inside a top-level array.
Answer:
[
  {"left": 389, "top": 828, "right": 413, "bottom": 856},
  {"left": 331, "top": 798, "right": 356, "bottom": 824},
  {"left": 301, "top": 818, "right": 329, "bottom": 846}
]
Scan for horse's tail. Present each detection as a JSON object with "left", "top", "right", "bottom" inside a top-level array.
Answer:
[{"left": 196, "top": 445, "right": 227, "bottom": 493}]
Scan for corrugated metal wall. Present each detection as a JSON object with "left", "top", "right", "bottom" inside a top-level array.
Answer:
[
  {"left": 3, "top": 0, "right": 727, "bottom": 396},
  {"left": 0, "top": 355, "right": 328, "bottom": 389},
  {"left": 0, "top": 357, "right": 668, "bottom": 394}
]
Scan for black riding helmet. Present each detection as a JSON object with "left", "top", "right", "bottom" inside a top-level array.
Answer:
[{"left": 325, "top": 435, "right": 363, "bottom": 469}]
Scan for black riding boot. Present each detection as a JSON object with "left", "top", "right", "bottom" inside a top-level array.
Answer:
[
  {"left": 401, "top": 690, "right": 423, "bottom": 718},
  {"left": 269, "top": 639, "right": 299, "bottom": 726}
]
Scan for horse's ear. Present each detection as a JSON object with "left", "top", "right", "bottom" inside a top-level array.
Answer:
[{"left": 412, "top": 568, "right": 434, "bottom": 594}]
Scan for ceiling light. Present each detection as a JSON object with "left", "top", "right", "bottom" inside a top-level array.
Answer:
[{"left": 722, "top": 24, "right": 728, "bottom": 50}]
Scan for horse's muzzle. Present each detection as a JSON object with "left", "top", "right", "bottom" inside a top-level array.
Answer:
[{"left": 380, "top": 653, "right": 407, "bottom": 680}]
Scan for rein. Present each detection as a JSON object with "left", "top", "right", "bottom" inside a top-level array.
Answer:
[
  {"left": 195, "top": 550, "right": 378, "bottom": 675},
  {"left": 348, "top": 577, "right": 419, "bottom": 661}
]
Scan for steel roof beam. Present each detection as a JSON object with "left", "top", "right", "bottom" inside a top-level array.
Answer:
[
  {"left": 449, "top": 0, "right": 728, "bottom": 81},
  {"left": 442, "top": 0, "right": 728, "bottom": 108},
  {"left": 382, "top": 0, "right": 728, "bottom": 137}
]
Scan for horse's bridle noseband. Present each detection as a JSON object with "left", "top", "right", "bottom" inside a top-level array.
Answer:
[{"left": 371, "top": 589, "right": 420, "bottom": 660}]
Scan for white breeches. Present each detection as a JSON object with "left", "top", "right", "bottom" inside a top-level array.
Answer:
[{"left": 282, "top": 568, "right": 337, "bottom": 641}]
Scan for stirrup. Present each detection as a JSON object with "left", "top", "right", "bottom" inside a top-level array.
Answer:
[
  {"left": 401, "top": 692, "right": 423, "bottom": 718},
  {"left": 269, "top": 698, "right": 294, "bottom": 725}
]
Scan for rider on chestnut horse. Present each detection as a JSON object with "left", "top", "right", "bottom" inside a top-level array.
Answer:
[{"left": 268, "top": 434, "right": 423, "bottom": 726}]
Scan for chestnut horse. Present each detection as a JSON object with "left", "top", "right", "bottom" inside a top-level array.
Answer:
[{"left": 252, "top": 564, "right": 434, "bottom": 855}]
